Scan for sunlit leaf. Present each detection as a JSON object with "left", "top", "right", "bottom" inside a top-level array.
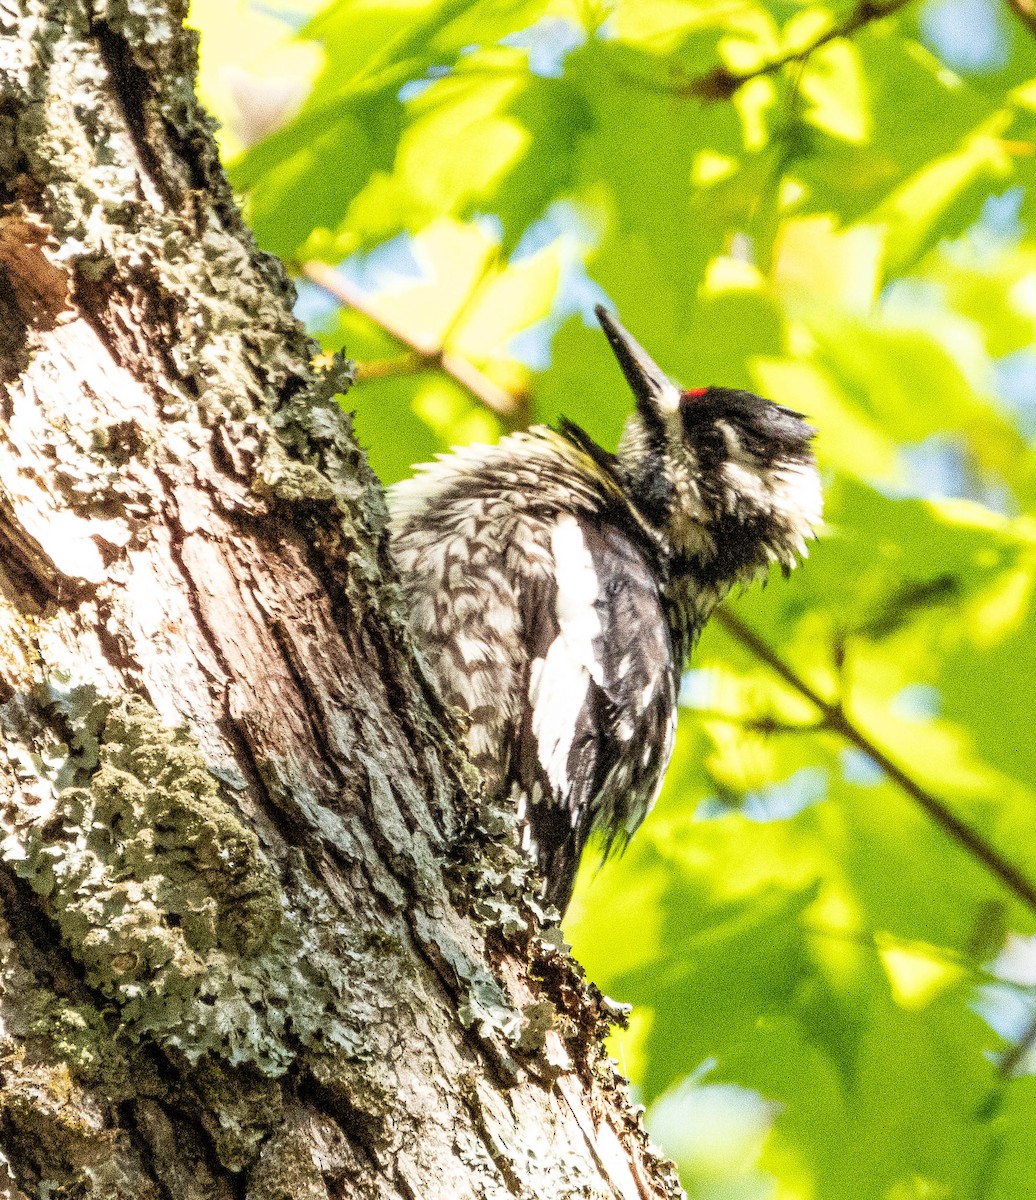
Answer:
[
  {"left": 800, "top": 40, "right": 870, "bottom": 145},
  {"left": 871, "top": 114, "right": 1016, "bottom": 276}
]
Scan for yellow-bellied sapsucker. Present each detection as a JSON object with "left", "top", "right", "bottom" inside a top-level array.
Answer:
[{"left": 389, "top": 308, "right": 822, "bottom": 911}]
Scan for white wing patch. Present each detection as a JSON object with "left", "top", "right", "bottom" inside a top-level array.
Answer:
[{"left": 529, "top": 516, "right": 603, "bottom": 801}]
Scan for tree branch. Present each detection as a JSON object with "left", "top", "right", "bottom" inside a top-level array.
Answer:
[
  {"left": 685, "top": 0, "right": 916, "bottom": 101},
  {"left": 301, "top": 259, "right": 527, "bottom": 419},
  {"left": 715, "top": 607, "right": 1036, "bottom": 915}
]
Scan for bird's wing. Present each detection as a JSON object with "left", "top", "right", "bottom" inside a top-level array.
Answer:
[{"left": 513, "top": 514, "right": 677, "bottom": 908}]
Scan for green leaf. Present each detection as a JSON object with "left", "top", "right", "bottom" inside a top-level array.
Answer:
[
  {"left": 791, "top": 28, "right": 1003, "bottom": 229},
  {"left": 870, "top": 114, "right": 1017, "bottom": 277},
  {"left": 234, "top": 91, "right": 405, "bottom": 258},
  {"left": 361, "top": 50, "right": 590, "bottom": 250}
]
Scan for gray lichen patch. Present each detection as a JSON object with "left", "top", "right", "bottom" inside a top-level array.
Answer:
[
  {"left": 263, "top": 353, "right": 361, "bottom": 492},
  {"left": 27, "top": 990, "right": 134, "bottom": 1096},
  {"left": 93, "top": 0, "right": 188, "bottom": 62},
  {"left": 259, "top": 351, "right": 387, "bottom": 566},
  {"left": 12, "top": 0, "right": 309, "bottom": 437},
  {"left": 3, "top": 690, "right": 369, "bottom": 1077}
]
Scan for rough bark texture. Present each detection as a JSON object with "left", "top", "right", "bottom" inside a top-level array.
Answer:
[{"left": 0, "top": 2, "right": 683, "bottom": 1197}]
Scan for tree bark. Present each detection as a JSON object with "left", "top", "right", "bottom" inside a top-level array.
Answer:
[{"left": 0, "top": 3, "right": 682, "bottom": 1197}]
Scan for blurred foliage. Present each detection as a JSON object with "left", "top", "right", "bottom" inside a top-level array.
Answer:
[{"left": 191, "top": 0, "right": 1036, "bottom": 1195}]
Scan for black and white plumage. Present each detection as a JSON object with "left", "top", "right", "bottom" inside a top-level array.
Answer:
[{"left": 388, "top": 307, "right": 822, "bottom": 911}]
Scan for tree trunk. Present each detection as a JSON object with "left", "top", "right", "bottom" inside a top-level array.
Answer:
[{"left": 0, "top": 3, "right": 682, "bottom": 1197}]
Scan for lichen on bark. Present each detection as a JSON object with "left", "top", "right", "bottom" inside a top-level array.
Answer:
[{"left": 3, "top": 688, "right": 382, "bottom": 1080}]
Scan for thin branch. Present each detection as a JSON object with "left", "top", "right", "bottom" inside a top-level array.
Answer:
[
  {"left": 715, "top": 607, "right": 1036, "bottom": 916},
  {"left": 1006, "top": 0, "right": 1036, "bottom": 38},
  {"left": 685, "top": 0, "right": 916, "bottom": 101},
  {"left": 714, "top": 607, "right": 837, "bottom": 716},
  {"left": 300, "top": 259, "right": 526, "bottom": 419}
]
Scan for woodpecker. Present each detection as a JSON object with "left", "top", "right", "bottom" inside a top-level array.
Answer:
[{"left": 388, "top": 307, "right": 821, "bottom": 911}]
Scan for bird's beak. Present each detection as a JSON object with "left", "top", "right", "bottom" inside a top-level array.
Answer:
[{"left": 595, "top": 306, "right": 681, "bottom": 417}]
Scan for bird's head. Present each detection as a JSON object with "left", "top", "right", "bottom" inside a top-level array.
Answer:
[{"left": 597, "top": 306, "right": 822, "bottom": 581}]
